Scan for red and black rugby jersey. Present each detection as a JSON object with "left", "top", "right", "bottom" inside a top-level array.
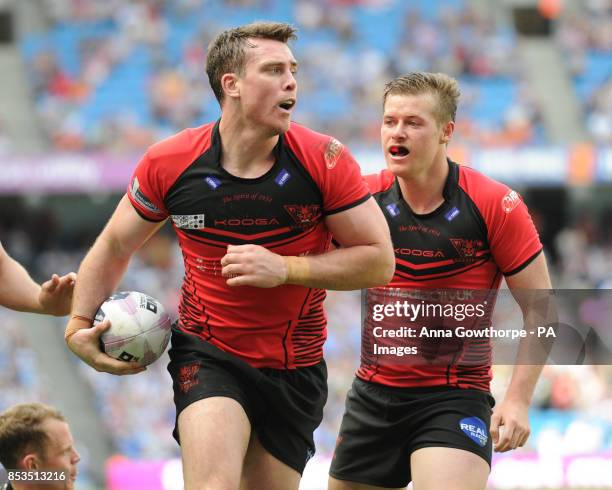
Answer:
[
  {"left": 357, "top": 160, "right": 542, "bottom": 390},
  {"left": 127, "top": 121, "right": 370, "bottom": 369}
]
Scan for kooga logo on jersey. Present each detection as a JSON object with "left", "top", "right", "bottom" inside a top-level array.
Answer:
[
  {"left": 215, "top": 218, "right": 280, "bottom": 227},
  {"left": 395, "top": 248, "right": 445, "bottom": 258}
]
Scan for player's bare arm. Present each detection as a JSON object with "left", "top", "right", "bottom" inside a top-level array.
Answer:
[
  {"left": 65, "top": 195, "right": 166, "bottom": 375},
  {"left": 221, "top": 197, "right": 395, "bottom": 290},
  {"left": 491, "top": 252, "right": 554, "bottom": 452},
  {"left": 0, "top": 242, "right": 76, "bottom": 316}
]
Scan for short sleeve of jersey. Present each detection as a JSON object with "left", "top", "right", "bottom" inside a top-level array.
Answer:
[
  {"left": 469, "top": 177, "right": 542, "bottom": 276},
  {"left": 459, "top": 167, "right": 542, "bottom": 276},
  {"left": 364, "top": 170, "right": 395, "bottom": 195},
  {"left": 284, "top": 125, "right": 370, "bottom": 216},
  {"left": 126, "top": 151, "right": 169, "bottom": 222},
  {"left": 320, "top": 140, "right": 370, "bottom": 215},
  {"left": 489, "top": 188, "right": 542, "bottom": 275}
]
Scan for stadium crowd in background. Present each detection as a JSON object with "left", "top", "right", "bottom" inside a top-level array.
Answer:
[
  {"left": 554, "top": 0, "right": 612, "bottom": 144},
  {"left": 22, "top": 0, "right": 557, "bottom": 152}
]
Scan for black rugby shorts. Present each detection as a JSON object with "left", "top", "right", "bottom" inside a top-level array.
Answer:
[
  {"left": 330, "top": 377, "right": 494, "bottom": 488},
  {"left": 167, "top": 325, "right": 328, "bottom": 474}
]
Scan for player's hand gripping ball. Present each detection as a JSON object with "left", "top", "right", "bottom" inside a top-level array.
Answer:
[{"left": 94, "top": 291, "right": 172, "bottom": 367}]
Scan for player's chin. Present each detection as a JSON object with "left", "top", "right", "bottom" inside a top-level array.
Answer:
[
  {"left": 259, "top": 119, "right": 290, "bottom": 137},
  {"left": 271, "top": 117, "right": 291, "bottom": 134},
  {"left": 385, "top": 158, "right": 410, "bottom": 176}
]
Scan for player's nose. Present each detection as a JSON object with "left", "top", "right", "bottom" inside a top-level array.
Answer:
[
  {"left": 72, "top": 447, "right": 81, "bottom": 463},
  {"left": 284, "top": 72, "right": 297, "bottom": 92},
  {"left": 391, "top": 124, "right": 407, "bottom": 140}
]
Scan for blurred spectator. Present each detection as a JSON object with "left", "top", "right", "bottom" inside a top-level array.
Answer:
[
  {"left": 586, "top": 77, "right": 612, "bottom": 145},
  {"left": 555, "top": 3, "right": 612, "bottom": 143}
]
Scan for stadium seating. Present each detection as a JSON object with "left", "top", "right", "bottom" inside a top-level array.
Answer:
[{"left": 21, "top": 0, "right": 546, "bottom": 151}]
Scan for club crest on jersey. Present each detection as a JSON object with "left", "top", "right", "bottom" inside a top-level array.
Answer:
[
  {"left": 275, "top": 168, "right": 291, "bottom": 186},
  {"left": 459, "top": 417, "right": 488, "bottom": 447},
  {"left": 178, "top": 362, "right": 201, "bottom": 394},
  {"left": 386, "top": 203, "right": 400, "bottom": 218},
  {"left": 450, "top": 238, "right": 483, "bottom": 260},
  {"left": 502, "top": 189, "right": 521, "bottom": 213},
  {"left": 445, "top": 206, "right": 460, "bottom": 221},
  {"left": 325, "top": 137, "right": 344, "bottom": 169},
  {"left": 284, "top": 204, "right": 321, "bottom": 228},
  {"left": 205, "top": 175, "right": 221, "bottom": 190}
]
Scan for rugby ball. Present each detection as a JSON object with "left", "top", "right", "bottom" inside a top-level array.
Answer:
[{"left": 94, "top": 291, "right": 172, "bottom": 367}]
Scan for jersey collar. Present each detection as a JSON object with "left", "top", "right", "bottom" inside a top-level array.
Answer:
[{"left": 391, "top": 158, "right": 460, "bottom": 218}]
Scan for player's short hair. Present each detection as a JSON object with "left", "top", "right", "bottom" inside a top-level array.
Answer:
[
  {"left": 0, "top": 403, "right": 66, "bottom": 469},
  {"left": 383, "top": 72, "right": 461, "bottom": 125},
  {"left": 206, "top": 21, "right": 298, "bottom": 104}
]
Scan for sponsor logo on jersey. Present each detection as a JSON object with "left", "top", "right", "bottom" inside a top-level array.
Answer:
[
  {"left": 214, "top": 217, "right": 280, "bottom": 227},
  {"left": 284, "top": 204, "right": 322, "bottom": 228},
  {"left": 459, "top": 416, "right": 488, "bottom": 447},
  {"left": 450, "top": 238, "right": 483, "bottom": 259},
  {"left": 275, "top": 168, "right": 291, "bottom": 186},
  {"left": 204, "top": 175, "right": 221, "bottom": 190},
  {"left": 445, "top": 206, "right": 460, "bottom": 221},
  {"left": 502, "top": 189, "right": 521, "bottom": 213},
  {"left": 386, "top": 203, "right": 400, "bottom": 218},
  {"left": 325, "top": 137, "right": 344, "bottom": 169},
  {"left": 130, "top": 177, "right": 161, "bottom": 214},
  {"left": 395, "top": 247, "right": 445, "bottom": 258},
  {"left": 171, "top": 214, "right": 206, "bottom": 229},
  {"left": 178, "top": 362, "right": 201, "bottom": 394}
]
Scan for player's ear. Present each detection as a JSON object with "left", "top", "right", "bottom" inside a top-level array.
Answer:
[
  {"left": 21, "top": 452, "right": 40, "bottom": 470},
  {"left": 440, "top": 120, "right": 454, "bottom": 144},
  {"left": 221, "top": 73, "right": 240, "bottom": 100}
]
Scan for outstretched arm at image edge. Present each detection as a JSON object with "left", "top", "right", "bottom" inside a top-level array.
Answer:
[{"left": 0, "top": 242, "right": 76, "bottom": 316}]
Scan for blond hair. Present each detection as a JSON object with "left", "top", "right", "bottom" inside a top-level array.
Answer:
[
  {"left": 0, "top": 403, "right": 65, "bottom": 469},
  {"left": 383, "top": 72, "right": 461, "bottom": 124},
  {"left": 206, "top": 21, "right": 298, "bottom": 104}
]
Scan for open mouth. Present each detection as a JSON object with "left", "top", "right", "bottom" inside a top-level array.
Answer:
[
  {"left": 278, "top": 99, "right": 296, "bottom": 111},
  {"left": 389, "top": 145, "right": 409, "bottom": 157}
]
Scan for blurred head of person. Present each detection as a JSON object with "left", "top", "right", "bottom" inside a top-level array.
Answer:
[
  {"left": 0, "top": 403, "right": 79, "bottom": 490},
  {"left": 206, "top": 21, "right": 299, "bottom": 136},
  {"left": 381, "top": 72, "right": 459, "bottom": 180}
]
